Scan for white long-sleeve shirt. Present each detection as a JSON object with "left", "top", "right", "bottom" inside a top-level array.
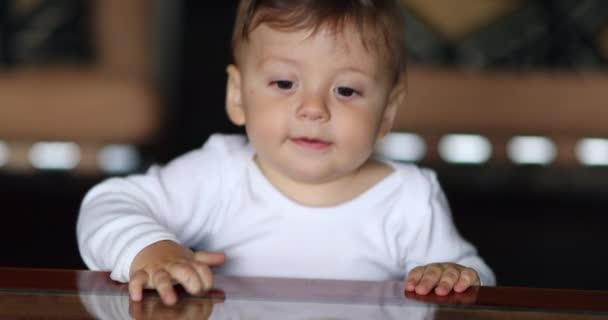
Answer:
[{"left": 77, "top": 134, "right": 495, "bottom": 285}]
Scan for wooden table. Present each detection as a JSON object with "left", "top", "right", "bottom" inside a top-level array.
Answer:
[{"left": 1, "top": 267, "right": 607, "bottom": 319}]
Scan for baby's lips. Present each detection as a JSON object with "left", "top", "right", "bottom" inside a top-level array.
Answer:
[{"left": 290, "top": 136, "right": 332, "bottom": 148}]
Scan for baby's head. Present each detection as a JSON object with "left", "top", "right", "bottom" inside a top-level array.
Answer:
[
  {"left": 225, "top": 0, "right": 407, "bottom": 189},
  {"left": 231, "top": 0, "right": 406, "bottom": 82}
]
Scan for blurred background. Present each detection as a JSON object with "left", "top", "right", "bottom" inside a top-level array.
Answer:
[{"left": 1, "top": 0, "right": 608, "bottom": 290}]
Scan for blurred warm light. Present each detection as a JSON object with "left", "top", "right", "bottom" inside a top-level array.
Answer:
[
  {"left": 576, "top": 138, "right": 608, "bottom": 166},
  {"left": 598, "top": 26, "right": 608, "bottom": 60},
  {"left": 375, "top": 132, "right": 426, "bottom": 162},
  {"left": 507, "top": 136, "right": 556, "bottom": 165},
  {"left": 98, "top": 144, "right": 140, "bottom": 174},
  {"left": 401, "top": 0, "right": 522, "bottom": 41},
  {"left": 29, "top": 142, "right": 81, "bottom": 170},
  {"left": 0, "top": 141, "right": 8, "bottom": 167},
  {"left": 438, "top": 134, "right": 492, "bottom": 164}
]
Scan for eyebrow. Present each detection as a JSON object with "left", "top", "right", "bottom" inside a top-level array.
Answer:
[
  {"left": 259, "top": 57, "right": 377, "bottom": 79},
  {"left": 257, "top": 56, "right": 299, "bottom": 69},
  {"left": 340, "top": 66, "right": 377, "bottom": 79}
]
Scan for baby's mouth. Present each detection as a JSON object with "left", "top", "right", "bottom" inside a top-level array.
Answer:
[{"left": 289, "top": 137, "right": 332, "bottom": 150}]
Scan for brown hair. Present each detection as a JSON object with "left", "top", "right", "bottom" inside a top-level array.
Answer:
[{"left": 231, "top": 0, "right": 407, "bottom": 81}]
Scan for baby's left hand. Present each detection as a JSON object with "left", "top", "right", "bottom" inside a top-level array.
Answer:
[{"left": 405, "top": 263, "right": 480, "bottom": 296}]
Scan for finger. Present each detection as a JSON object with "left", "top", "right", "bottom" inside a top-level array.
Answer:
[
  {"left": 151, "top": 270, "right": 178, "bottom": 305},
  {"left": 193, "top": 251, "right": 226, "bottom": 267},
  {"left": 454, "top": 268, "right": 480, "bottom": 293},
  {"left": 434, "top": 265, "right": 460, "bottom": 296},
  {"left": 192, "top": 261, "right": 215, "bottom": 292},
  {"left": 129, "top": 269, "right": 150, "bottom": 302},
  {"left": 405, "top": 267, "right": 425, "bottom": 292},
  {"left": 166, "top": 262, "right": 204, "bottom": 295},
  {"left": 416, "top": 264, "right": 443, "bottom": 295}
]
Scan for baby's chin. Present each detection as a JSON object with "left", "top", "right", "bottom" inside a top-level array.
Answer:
[{"left": 280, "top": 165, "right": 341, "bottom": 185}]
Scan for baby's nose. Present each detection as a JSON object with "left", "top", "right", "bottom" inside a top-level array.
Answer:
[{"left": 297, "top": 95, "right": 330, "bottom": 122}]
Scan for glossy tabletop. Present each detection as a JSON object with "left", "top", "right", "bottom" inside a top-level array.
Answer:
[{"left": 1, "top": 267, "right": 607, "bottom": 319}]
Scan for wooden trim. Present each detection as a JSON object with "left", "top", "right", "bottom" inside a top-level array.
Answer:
[
  {"left": 0, "top": 69, "right": 159, "bottom": 142},
  {"left": 395, "top": 67, "right": 608, "bottom": 137}
]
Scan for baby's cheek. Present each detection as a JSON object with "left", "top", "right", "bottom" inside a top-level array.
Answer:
[
  {"left": 247, "top": 112, "right": 282, "bottom": 140},
  {"left": 349, "top": 123, "right": 379, "bottom": 151}
]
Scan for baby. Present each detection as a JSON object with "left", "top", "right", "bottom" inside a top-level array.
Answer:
[{"left": 77, "top": 0, "right": 495, "bottom": 306}]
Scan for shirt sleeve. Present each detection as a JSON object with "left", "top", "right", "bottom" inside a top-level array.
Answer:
[
  {"left": 76, "top": 134, "right": 244, "bottom": 282},
  {"left": 403, "top": 169, "right": 496, "bottom": 286}
]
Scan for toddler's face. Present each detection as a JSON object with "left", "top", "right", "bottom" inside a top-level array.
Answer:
[{"left": 227, "top": 23, "right": 402, "bottom": 185}]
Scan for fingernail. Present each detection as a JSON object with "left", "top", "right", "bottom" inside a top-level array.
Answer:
[{"left": 435, "top": 287, "right": 448, "bottom": 296}]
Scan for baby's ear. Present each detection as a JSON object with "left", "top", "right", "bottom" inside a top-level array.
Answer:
[
  {"left": 377, "top": 78, "right": 407, "bottom": 139},
  {"left": 225, "top": 64, "right": 246, "bottom": 126}
]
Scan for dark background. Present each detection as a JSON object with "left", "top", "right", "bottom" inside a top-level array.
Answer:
[{"left": 1, "top": 0, "right": 608, "bottom": 290}]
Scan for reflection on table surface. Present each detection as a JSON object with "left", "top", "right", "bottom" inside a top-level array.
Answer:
[
  {"left": 1, "top": 268, "right": 608, "bottom": 319},
  {"left": 81, "top": 293, "right": 436, "bottom": 320}
]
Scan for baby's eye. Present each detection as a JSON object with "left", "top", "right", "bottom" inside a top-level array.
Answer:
[
  {"left": 335, "top": 86, "right": 360, "bottom": 97},
  {"left": 271, "top": 80, "right": 295, "bottom": 90}
]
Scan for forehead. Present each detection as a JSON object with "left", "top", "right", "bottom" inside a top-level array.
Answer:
[{"left": 238, "top": 23, "right": 389, "bottom": 72}]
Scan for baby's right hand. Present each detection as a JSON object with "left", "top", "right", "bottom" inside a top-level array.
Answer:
[{"left": 128, "top": 240, "right": 225, "bottom": 306}]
